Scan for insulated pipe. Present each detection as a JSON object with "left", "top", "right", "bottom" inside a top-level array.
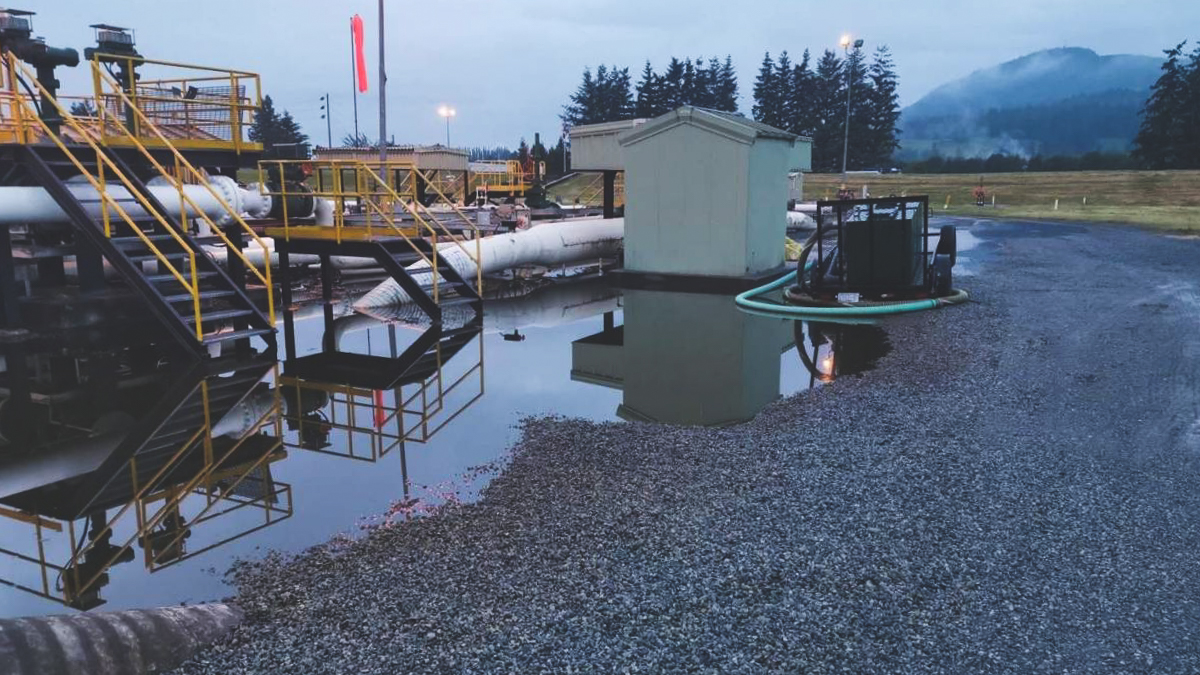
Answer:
[
  {"left": 338, "top": 280, "right": 622, "bottom": 344},
  {"left": 354, "top": 218, "right": 625, "bottom": 308},
  {"left": 0, "top": 176, "right": 272, "bottom": 227},
  {"left": 0, "top": 604, "right": 243, "bottom": 675}
]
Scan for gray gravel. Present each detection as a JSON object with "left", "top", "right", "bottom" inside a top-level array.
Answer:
[{"left": 175, "top": 218, "right": 1200, "bottom": 674}]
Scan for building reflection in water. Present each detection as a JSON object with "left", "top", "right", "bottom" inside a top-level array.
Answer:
[{"left": 571, "top": 289, "right": 795, "bottom": 427}]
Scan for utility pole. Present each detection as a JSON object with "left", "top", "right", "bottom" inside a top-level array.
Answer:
[
  {"left": 349, "top": 19, "right": 359, "bottom": 143},
  {"left": 378, "top": 0, "right": 387, "bottom": 162},
  {"left": 320, "top": 93, "right": 332, "bottom": 148}
]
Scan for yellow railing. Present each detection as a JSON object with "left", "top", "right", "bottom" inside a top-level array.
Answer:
[
  {"left": 4, "top": 54, "right": 207, "bottom": 336},
  {"left": 259, "top": 159, "right": 483, "bottom": 299},
  {"left": 578, "top": 171, "right": 626, "bottom": 207},
  {"left": 280, "top": 329, "right": 484, "bottom": 455},
  {"left": 89, "top": 53, "right": 261, "bottom": 154},
  {"left": 469, "top": 159, "right": 528, "bottom": 196},
  {"left": 91, "top": 62, "right": 275, "bottom": 328},
  {"left": 54, "top": 369, "right": 284, "bottom": 600}
]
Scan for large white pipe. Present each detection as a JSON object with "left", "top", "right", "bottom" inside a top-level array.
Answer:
[
  {"left": 339, "top": 280, "right": 622, "bottom": 343},
  {"left": 354, "top": 218, "right": 624, "bottom": 308},
  {"left": 0, "top": 175, "right": 271, "bottom": 227}
]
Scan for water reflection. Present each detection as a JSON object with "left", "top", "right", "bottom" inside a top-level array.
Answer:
[
  {"left": 0, "top": 351, "right": 287, "bottom": 610},
  {"left": 0, "top": 278, "right": 891, "bottom": 615},
  {"left": 796, "top": 321, "right": 892, "bottom": 385},
  {"left": 571, "top": 289, "right": 796, "bottom": 426}
]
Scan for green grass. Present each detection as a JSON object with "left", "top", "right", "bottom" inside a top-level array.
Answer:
[{"left": 804, "top": 170, "right": 1200, "bottom": 232}]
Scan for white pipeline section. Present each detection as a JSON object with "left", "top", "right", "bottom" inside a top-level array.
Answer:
[
  {"left": 340, "top": 280, "right": 622, "bottom": 342},
  {"left": 354, "top": 218, "right": 624, "bottom": 308},
  {"left": 0, "top": 175, "right": 271, "bottom": 227}
]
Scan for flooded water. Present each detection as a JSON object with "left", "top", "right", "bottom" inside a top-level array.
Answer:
[{"left": 0, "top": 279, "right": 890, "bottom": 618}]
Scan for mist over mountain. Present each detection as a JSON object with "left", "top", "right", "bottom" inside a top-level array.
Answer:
[{"left": 900, "top": 47, "right": 1163, "bottom": 159}]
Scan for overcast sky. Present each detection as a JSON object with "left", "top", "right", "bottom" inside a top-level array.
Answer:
[{"left": 31, "top": 0, "right": 1197, "bottom": 149}]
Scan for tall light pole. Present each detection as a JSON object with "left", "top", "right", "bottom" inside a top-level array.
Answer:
[
  {"left": 349, "top": 18, "right": 360, "bottom": 144},
  {"left": 438, "top": 105, "right": 456, "bottom": 146},
  {"left": 840, "top": 35, "right": 864, "bottom": 183},
  {"left": 319, "top": 93, "right": 332, "bottom": 148},
  {"left": 378, "top": 0, "right": 387, "bottom": 161}
]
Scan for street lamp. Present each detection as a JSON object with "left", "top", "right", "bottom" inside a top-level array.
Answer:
[
  {"left": 840, "top": 35, "right": 864, "bottom": 183},
  {"left": 437, "top": 105, "right": 456, "bottom": 147}
]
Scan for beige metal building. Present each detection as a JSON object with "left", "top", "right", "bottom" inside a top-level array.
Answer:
[{"left": 618, "top": 107, "right": 812, "bottom": 281}]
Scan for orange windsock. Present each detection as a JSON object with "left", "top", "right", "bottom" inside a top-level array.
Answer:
[{"left": 352, "top": 15, "right": 368, "bottom": 93}]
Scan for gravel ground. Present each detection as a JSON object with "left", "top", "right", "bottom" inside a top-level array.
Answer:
[{"left": 175, "top": 218, "right": 1200, "bottom": 674}]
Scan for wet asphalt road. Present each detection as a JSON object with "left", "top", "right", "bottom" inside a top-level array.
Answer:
[{"left": 176, "top": 217, "right": 1200, "bottom": 674}]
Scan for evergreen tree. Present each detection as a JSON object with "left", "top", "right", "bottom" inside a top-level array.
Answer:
[
  {"left": 562, "top": 65, "right": 634, "bottom": 125},
  {"left": 603, "top": 66, "right": 635, "bottom": 120},
  {"left": 772, "top": 51, "right": 794, "bottom": 130},
  {"left": 249, "top": 95, "right": 308, "bottom": 151},
  {"left": 661, "top": 57, "right": 685, "bottom": 109},
  {"left": 752, "top": 52, "right": 779, "bottom": 125},
  {"left": 790, "top": 49, "right": 817, "bottom": 136},
  {"left": 812, "top": 50, "right": 844, "bottom": 172},
  {"left": 680, "top": 58, "right": 697, "bottom": 107},
  {"left": 1182, "top": 44, "right": 1200, "bottom": 167},
  {"left": 866, "top": 46, "right": 901, "bottom": 167},
  {"left": 341, "top": 132, "right": 371, "bottom": 147},
  {"left": 717, "top": 56, "right": 739, "bottom": 112},
  {"left": 1133, "top": 42, "right": 1190, "bottom": 168},
  {"left": 562, "top": 67, "right": 598, "bottom": 126},
  {"left": 635, "top": 61, "right": 662, "bottom": 118},
  {"left": 844, "top": 44, "right": 873, "bottom": 170}
]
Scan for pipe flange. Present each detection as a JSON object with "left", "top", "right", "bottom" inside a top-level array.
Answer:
[
  {"left": 242, "top": 183, "right": 274, "bottom": 220},
  {"left": 206, "top": 175, "right": 241, "bottom": 227}
]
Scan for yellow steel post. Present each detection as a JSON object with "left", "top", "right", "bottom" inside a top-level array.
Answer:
[
  {"left": 97, "top": 152, "right": 111, "bottom": 237},
  {"left": 91, "top": 58, "right": 105, "bottom": 144},
  {"left": 201, "top": 380, "right": 214, "bottom": 466},
  {"left": 190, "top": 251, "right": 203, "bottom": 340},
  {"left": 229, "top": 72, "right": 240, "bottom": 153}
]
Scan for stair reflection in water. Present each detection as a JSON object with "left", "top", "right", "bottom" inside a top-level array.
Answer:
[
  {"left": 280, "top": 304, "right": 485, "bottom": 461},
  {"left": 0, "top": 352, "right": 290, "bottom": 610}
]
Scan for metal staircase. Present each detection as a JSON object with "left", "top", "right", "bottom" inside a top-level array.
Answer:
[{"left": 4, "top": 53, "right": 276, "bottom": 358}]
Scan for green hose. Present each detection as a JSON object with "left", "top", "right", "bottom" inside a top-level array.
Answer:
[{"left": 734, "top": 270, "right": 969, "bottom": 317}]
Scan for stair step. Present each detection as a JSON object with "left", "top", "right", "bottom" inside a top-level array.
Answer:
[
  {"left": 202, "top": 328, "right": 274, "bottom": 345},
  {"left": 127, "top": 251, "right": 191, "bottom": 264},
  {"left": 183, "top": 308, "right": 256, "bottom": 324},
  {"left": 110, "top": 234, "right": 181, "bottom": 247},
  {"left": 164, "top": 289, "right": 238, "bottom": 303},
  {"left": 145, "top": 271, "right": 219, "bottom": 284}
]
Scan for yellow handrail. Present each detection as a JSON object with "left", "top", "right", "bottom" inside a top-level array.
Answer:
[
  {"left": 92, "top": 63, "right": 276, "bottom": 327},
  {"left": 359, "top": 164, "right": 482, "bottom": 295},
  {"left": 411, "top": 167, "right": 484, "bottom": 294},
  {"left": 89, "top": 53, "right": 261, "bottom": 151},
  {"left": 6, "top": 55, "right": 204, "bottom": 335}
]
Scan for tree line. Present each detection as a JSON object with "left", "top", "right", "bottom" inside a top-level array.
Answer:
[
  {"left": 905, "top": 151, "right": 1138, "bottom": 174},
  {"left": 560, "top": 48, "right": 902, "bottom": 173},
  {"left": 1133, "top": 41, "right": 1200, "bottom": 169},
  {"left": 752, "top": 47, "right": 900, "bottom": 172},
  {"left": 562, "top": 56, "right": 739, "bottom": 126}
]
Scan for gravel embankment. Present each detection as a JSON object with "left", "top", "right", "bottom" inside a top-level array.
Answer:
[{"left": 176, "top": 219, "right": 1200, "bottom": 674}]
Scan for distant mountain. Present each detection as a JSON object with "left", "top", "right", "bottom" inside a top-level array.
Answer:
[{"left": 900, "top": 47, "right": 1163, "bottom": 158}]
